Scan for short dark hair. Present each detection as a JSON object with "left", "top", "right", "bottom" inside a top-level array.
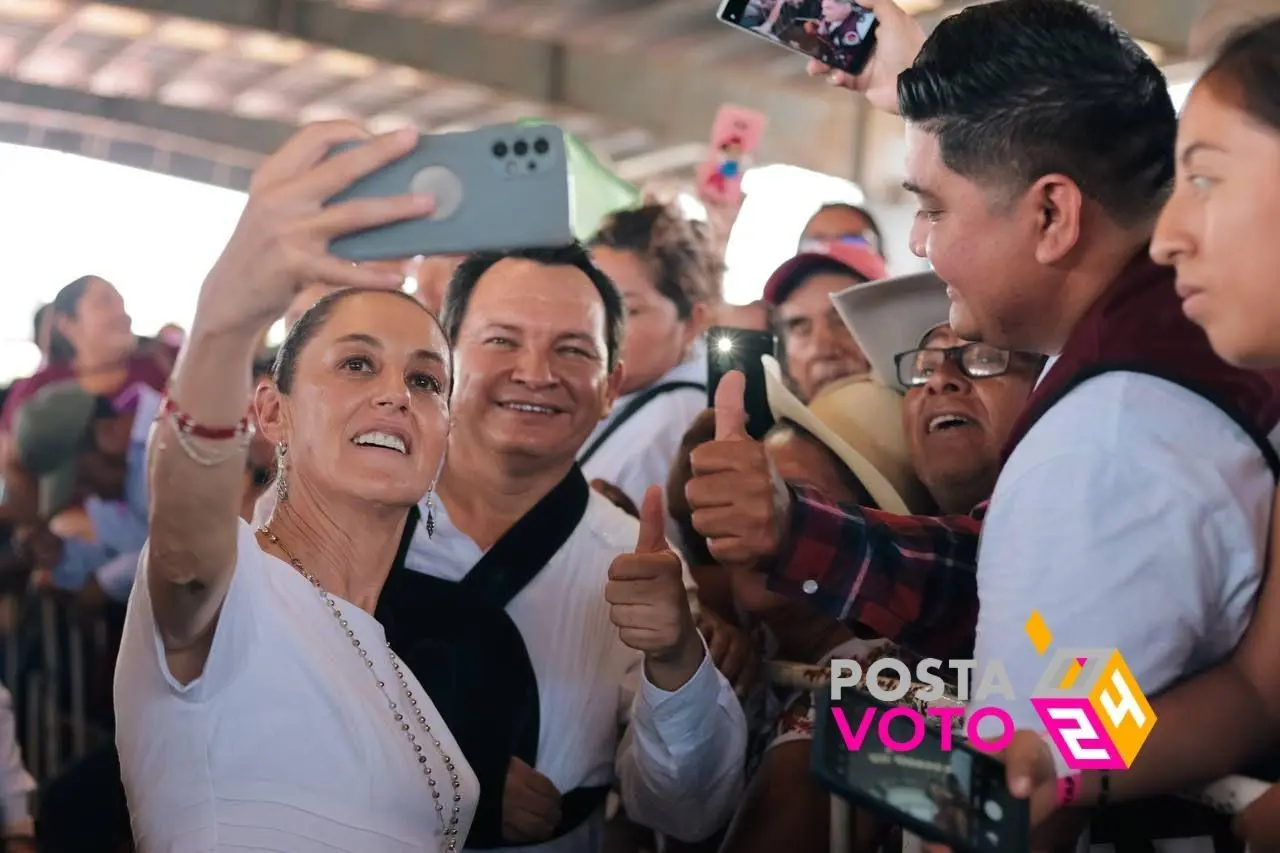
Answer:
[
  {"left": 590, "top": 203, "right": 723, "bottom": 318},
  {"left": 802, "top": 202, "right": 884, "bottom": 253},
  {"left": 1204, "top": 16, "right": 1280, "bottom": 134},
  {"left": 272, "top": 288, "right": 446, "bottom": 395},
  {"left": 443, "top": 244, "right": 626, "bottom": 370},
  {"left": 898, "top": 0, "right": 1176, "bottom": 227}
]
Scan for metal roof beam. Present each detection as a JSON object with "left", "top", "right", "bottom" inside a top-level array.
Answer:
[{"left": 92, "top": 0, "right": 866, "bottom": 179}]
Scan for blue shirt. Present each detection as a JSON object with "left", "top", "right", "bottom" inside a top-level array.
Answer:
[{"left": 50, "top": 386, "right": 160, "bottom": 596}]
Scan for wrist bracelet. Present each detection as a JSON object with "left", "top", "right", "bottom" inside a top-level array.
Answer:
[{"left": 1056, "top": 774, "right": 1082, "bottom": 806}]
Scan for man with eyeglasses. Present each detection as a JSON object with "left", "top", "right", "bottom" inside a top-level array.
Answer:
[
  {"left": 898, "top": 326, "right": 1044, "bottom": 515},
  {"left": 762, "top": 238, "right": 888, "bottom": 401},
  {"left": 688, "top": 273, "right": 1041, "bottom": 661},
  {"left": 797, "top": 202, "right": 883, "bottom": 257}
]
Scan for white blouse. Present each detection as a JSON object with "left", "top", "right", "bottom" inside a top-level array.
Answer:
[{"left": 115, "top": 519, "right": 479, "bottom": 852}]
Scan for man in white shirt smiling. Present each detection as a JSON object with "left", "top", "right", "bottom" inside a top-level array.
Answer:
[
  {"left": 685, "top": 1, "right": 1280, "bottom": 845},
  {"left": 380, "top": 244, "right": 745, "bottom": 853}
]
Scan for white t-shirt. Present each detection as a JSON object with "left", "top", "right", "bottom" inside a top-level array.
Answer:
[
  {"left": 579, "top": 347, "right": 708, "bottom": 511},
  {"left": 115, "top": 519, "right": 479, "bottom": 853},
  {"left": 974, "top": 372, "right": 1274, "bottom": 735}
]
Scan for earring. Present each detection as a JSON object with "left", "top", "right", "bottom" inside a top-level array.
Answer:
[
  {"left": 275, "top": 442, "right": 289, "bottom": 504},
  {"left": 423, "top": 452, "right": 446, "bottom": 540}
]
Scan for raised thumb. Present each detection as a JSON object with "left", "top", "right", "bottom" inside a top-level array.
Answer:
[
  {"left": 714, "top": 370, "right": 750, "bottom": 441},
  {"left": 635, "top": 486, "right": 667, "bottom": 554}
]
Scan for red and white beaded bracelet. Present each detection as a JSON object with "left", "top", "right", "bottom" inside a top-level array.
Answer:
[{"left": 158, "top": 395, "right": 254, "bottom": 466}]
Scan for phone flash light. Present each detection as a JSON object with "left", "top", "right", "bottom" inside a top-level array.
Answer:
[{"left": 716, "top": 337, "right": 734, "bottom": 354}]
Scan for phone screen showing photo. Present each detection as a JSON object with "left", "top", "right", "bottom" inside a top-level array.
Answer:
[
  {"left": 811, "top": 689, "right": 1030, "bottom": 853},
  {"left": 716, "top": 0, "right": 878, "bottom": 76}
]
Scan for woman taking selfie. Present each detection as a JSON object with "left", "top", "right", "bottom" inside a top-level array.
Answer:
[{"left": 114, "top": 122, "right": 478, "bottom": 852}]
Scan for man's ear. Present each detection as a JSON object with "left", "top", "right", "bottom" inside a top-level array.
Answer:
[
  {"left": 253, "top": 379, "right": 288, "bottom": 446},
  {"left": 601, "top": 360, "right": 626, "bottom": 420},
  {"left": 1028, "top": 173, "right": 1084, "bottom": 266}
]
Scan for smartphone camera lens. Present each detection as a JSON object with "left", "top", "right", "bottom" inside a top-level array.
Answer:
[
  {"left": 492, "top": 141, "right": 508, "bottom": 158},
  {"left": 533, "top": 137, "right": 549, "bottom": 155},
  {"left": 513, "top": 139, "right": 529, "bottom": 157}
]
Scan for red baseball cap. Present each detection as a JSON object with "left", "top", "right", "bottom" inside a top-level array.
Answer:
[{"left": 761, "top": 239, "right": 888, "bottom": 307}]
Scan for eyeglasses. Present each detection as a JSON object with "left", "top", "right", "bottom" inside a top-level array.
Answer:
[
  {"left": 799, "top": 231, "right": 881, "bottom": 256},
  {"left": 894, "top": 343, "right": 1037, "bottom": 387}
]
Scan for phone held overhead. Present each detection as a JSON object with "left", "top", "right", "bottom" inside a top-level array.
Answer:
[
  {"left": 715, "top": 0, "right": 878, "bottom": 76},
  {"left": 696, "top": 105, "right": 768, "bottom": 208},
  {"left": 813, "top": 687, "right": 1030, "bottom": 853},
  {"left": 324, "top": 122, "right": 574, "bottom": 261},
  {"left": 706, "top": 326, "right": 778, "bottom": 441}
]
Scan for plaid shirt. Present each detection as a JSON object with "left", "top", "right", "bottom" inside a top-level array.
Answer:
[{"left": 765, "top": 487, "right": 986, "bottom": 661}]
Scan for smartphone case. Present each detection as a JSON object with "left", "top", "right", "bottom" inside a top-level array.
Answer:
[
  {"left": 326, "top": 123, "right": 573, "bottom": 261},
  {"left": 705, "top": 326, "right": 777, "bottom": 440},
  {"left": 695, "top": 105, "right": 768, "bottom": 208},
  {"left": 715, "top": 0, "right": 878, "bottom": 76}
]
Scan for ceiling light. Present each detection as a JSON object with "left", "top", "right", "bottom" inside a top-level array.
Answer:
[
  {"left": 234, "top": 90, "right": 289, "bottom": 118},
  {"left": 90, "top": 64, "right": 152, "bottom": 98},
  {"left": 161, "top": 80, "right": 223, "bottom": 108},
  {"left": 299, "top": 103, "right": 354, "bottom": 124},
  {"left": 76, "top": 3, "right": 152, "bottom": 38},
  {"left": 316, "top": 48, "right": 378, "bottom": 77},
  {"left": 1134, "top": 39, "right": 1165, "bottom": 64},
  {"left": 0, "top": 0, "right": 64, "bottom": 24},
  {"left": 17, "top": 49, "right": 82, "bottom": 85},
  {"left": 237, "top": 32, "right": 310, "bottom": 65},
  {"left": 156, "top": 19, "right": 229, "bottom": 52}
]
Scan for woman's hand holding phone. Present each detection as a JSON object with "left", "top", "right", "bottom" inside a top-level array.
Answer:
[{"left": 805, "top": 0, "right": 927, "bottom": 115}]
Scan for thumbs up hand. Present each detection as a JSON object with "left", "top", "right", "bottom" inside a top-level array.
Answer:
[
  {"left": 606, "top": 487, "right": 706, "bottom": 691},
  {"left": 685, "top": 370, "right": 793, "bottom": 569}
]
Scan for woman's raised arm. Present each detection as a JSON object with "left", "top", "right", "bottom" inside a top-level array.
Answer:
[{"left": 146, "top": 122, "right": 433, "bottom": 664}]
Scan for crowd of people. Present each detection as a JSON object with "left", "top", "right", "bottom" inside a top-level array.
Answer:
[{"left": 0, "top": 0, "right": 1276, "bottom": 851}]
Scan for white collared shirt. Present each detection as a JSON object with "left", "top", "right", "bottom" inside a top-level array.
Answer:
[
  {"left": 973, "top": 373, "right": 1274, "bottom": 737},
  {"left": 404, "top": 490, "right": 746, "bottom": 853},
  {"left": 580, "top": 346, "right": 708, "bottom": 511}
]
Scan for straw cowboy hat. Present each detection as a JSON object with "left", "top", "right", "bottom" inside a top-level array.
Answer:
[
  {"left": 830, "top": 272, "right": 951, "bottom": 394},
  {"left": 762, "top": 355, "right": 931, "bottom": 515}
]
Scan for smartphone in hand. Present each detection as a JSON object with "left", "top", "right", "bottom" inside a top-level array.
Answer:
[
  {"left": 325, "top": 123, "right": 573, "bottom": 261},
  {"left": 812, "top": 688, "right": 1030, "bottom": 853},
  {"left": 695, "top": 105, "right": 768, "bottom": 208},
  {"left": 716, "top": 0, "right": 878, "bottom": 76},
  {"left": 706, "top": 326, "right": 778, "bottom": 441}
]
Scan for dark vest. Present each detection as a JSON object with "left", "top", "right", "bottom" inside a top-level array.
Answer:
[
  {"left": 376, "top": 466, "right": 610, "bottom": 848},
  {"left": 1002, "top": 253, "right": 1280, "bottom": 473},
  {"left": 997, "top": 254, "right": 1280, "bottom": 851}
]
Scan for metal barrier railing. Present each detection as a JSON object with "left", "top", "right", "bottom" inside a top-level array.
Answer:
[{"left": 3, "top": 590, "right": 111, "bottom": 787}]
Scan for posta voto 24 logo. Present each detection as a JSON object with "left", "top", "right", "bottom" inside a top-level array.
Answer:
[{"left": 828, "top": 611, "right": 1157, "bottom": 769}]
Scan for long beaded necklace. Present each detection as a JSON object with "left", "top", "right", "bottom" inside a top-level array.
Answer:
[{"left": 259, "top": 526, "right": 463, "bottom": 849}]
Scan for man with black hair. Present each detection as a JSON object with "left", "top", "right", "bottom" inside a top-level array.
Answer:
[
  {"left": 762, "top": 239, "right": 887, "bottom": 400},
  {"left": 377, "top": 244, "right": 746, "bottom": 853},
  {"left": 689, "top": 5, "right": 1280, "bottom": 848}
]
